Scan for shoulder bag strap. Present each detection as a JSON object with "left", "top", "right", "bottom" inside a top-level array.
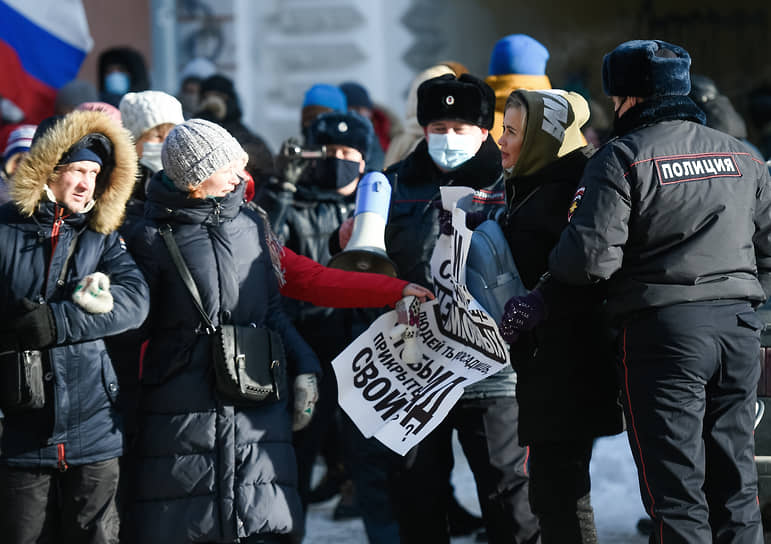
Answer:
[{"left": 158, "top": 224, "right": 216, "bottom": 333}]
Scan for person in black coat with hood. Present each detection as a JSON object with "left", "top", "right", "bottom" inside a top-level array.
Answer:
[
  {"left": 689, "top": 74, "right": 765, "bottom": 159},
  {"left": 495, "top": 88, "right": 623, "bottom": 543},
  {"left": 97, "top": 46, "right": 150, "bottom": 108}
]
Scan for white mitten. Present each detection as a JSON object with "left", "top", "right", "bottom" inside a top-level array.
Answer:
[
  {"left": 293, "top": 373, "right": 319, "bottom": 431},
  {"left": 72, "top": 272, "right": 113, "bottom": 314},
  {"left": 389, "top": 295, "right": 421, "bottom": 365}
]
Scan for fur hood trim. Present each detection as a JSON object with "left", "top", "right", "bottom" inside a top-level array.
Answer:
[{"left": 12, "top": 110, "right": 138, "bottom": 233}]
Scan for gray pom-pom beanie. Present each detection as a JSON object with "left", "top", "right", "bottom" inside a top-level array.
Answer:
[{"left": 161, "top": 118, "right": 247, "bottom": 191}]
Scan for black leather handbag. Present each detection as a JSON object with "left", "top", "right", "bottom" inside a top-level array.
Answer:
[
  {"left": 0, "top": 348, "right": 46, "bottom": 413},
  {"left": 213, "top": 324, "right": 286, "bottom": 403},
  {"left": 160, "top": 225, "right": 286, "bottom": 404}
]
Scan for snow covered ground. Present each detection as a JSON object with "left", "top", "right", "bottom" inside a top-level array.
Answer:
[{"left": 305, "top": 432, "right": 648, "bottom": 543}]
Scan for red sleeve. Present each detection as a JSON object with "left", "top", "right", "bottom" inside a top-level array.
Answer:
[{"left": 278, "top": 247, "right": 408, "bottom": 308}]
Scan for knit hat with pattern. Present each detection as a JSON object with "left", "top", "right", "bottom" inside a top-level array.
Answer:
[
  {"left": 161, "top": 118, "right": 247, "bottom": 191},
  {"left": 3, "top": 124, "right": 37, "bottom": 160}
]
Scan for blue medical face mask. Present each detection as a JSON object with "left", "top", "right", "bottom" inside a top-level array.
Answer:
[
  {"left": 427, "top": 132, "right": 479, "bottom": 170},
  {"left": 104, "top": 71, "right": 130, "bottom": 96}
]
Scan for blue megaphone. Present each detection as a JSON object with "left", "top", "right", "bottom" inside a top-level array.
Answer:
[{"left": 327, "top": 172, "right": 398, "bottom": 277}]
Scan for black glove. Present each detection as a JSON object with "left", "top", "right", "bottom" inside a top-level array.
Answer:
[
  {"left": 15, "top": 298, "right": 56, "bottom": 349},
  {"left": 431, "top": 198, "right": 453, "bottom": 236},
  {"left": 433, "top": 199, "right": 490, "bottom": 235},
  {"left": 465, "top": 210, "right": 488, "bottom": 230},
  {"left": 274, "top": 139, "right": 308, "bottom": 190}
]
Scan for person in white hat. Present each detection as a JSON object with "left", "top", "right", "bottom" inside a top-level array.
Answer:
[{"left": 119, "top": 91, "right": 185, "bottom": 182}]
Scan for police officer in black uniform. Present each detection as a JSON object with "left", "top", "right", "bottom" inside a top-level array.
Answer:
[{"left": 501, "top": 40, "right": 771, "bottom": 543}]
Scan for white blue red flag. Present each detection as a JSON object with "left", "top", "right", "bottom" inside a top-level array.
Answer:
[{"left": 0, "top": 0, "right": 93, "bottom": 123}]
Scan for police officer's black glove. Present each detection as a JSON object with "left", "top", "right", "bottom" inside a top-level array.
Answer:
[
  {"left": 274, "top": 139, "right": 307, "bottom": 192},
  {"left": 14, "top": 298, "right": 56, "bottom": 349}
]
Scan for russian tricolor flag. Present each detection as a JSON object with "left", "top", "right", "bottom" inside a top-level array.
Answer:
[{"left": 0, "top": 0, "right": 93, "bottom": 124}]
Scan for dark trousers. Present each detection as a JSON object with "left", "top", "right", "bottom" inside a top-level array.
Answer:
[
  {"left": 620, "top": 301, "right": 763, "bottom": 544},
  {"left": 392, "top": 396, "right": 540, "bottom": 544},
  {"left": 529, "top": 439, "right": 597, "bottom": 544},
  {"left": 344, "top": 415, "right": 401, "bottom": 544},
  {"left": 293, "top": 358, "right": 342, "bottom": 508},
  {"left": 0, "top": 457, "right": 120, "bottom": 544},
  {"left": 202, "top": 535, "right": 288, "bottom": 544}
]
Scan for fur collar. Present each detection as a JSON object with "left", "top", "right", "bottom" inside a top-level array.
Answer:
[
  {"left": 11, "top": 110, "right": 138, "bottom": 233},
  {"left": 612, "top": 95, "right": 706, "bottom": 137}
]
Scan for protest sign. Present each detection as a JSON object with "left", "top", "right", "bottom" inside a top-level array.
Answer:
[{"left": 332, "top": 187, "right": 510, "bottom": 455}]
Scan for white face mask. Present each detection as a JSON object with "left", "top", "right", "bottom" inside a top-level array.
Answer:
[
  {"left": 427, "top": 132, "right": 478, "bottom": 170},
  {"left": 139, "top": 141, "right": 163, "bottom": 173}
]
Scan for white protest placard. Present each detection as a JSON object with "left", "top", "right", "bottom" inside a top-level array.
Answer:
[{"left": 332, "top": 187, "right": 510, "bottom": 455}]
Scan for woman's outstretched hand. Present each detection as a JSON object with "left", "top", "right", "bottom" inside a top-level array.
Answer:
[{"left": 402, "top": 283, "right": 435, "bottom": 303}]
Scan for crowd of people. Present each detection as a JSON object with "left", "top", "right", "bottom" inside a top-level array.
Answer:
[{"left": 0, "top": 31, "right": 770, "bottom": 544}]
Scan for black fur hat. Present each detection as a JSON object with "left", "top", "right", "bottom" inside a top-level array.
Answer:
[
  {"left": 417, "top": 73, "right": 495, "bottom": 129},
  {"left": 602, "top": 40, "right": 691, "bottom": 98},
  {"left": 306, "top": 110, "right": 375, "bottom": 161}
]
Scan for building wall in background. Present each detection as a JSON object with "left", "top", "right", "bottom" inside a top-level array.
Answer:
[{"left": 72, "top": 0, "right": 771, "bottom": 150}]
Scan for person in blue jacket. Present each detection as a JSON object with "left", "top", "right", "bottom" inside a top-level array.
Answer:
[
  {"left": 127, "top": 118, "right": 322, "bottom": 544},
  {"left": 0, "top": 109, "right": 149, "bottom": 543}
]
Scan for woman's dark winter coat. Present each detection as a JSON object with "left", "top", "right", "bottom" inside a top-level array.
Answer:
[
  {"left": 128, "top": 173, "right": 320, "bottom": 544},
  {"left": 501, "top": 90, "right": 623, "bottom": 445}
]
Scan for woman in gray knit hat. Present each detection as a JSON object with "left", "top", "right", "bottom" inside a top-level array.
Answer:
[{"left": 127, "top": 118, "right": 322, "bottom": 543}]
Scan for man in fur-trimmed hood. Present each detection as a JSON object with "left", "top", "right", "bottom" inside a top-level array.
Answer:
[
  {"left": 0, "top": 109, "right": 149, "bottom": 543},
  {"left": 12, "top": 109, "right": 137, "bottom": 232}
]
